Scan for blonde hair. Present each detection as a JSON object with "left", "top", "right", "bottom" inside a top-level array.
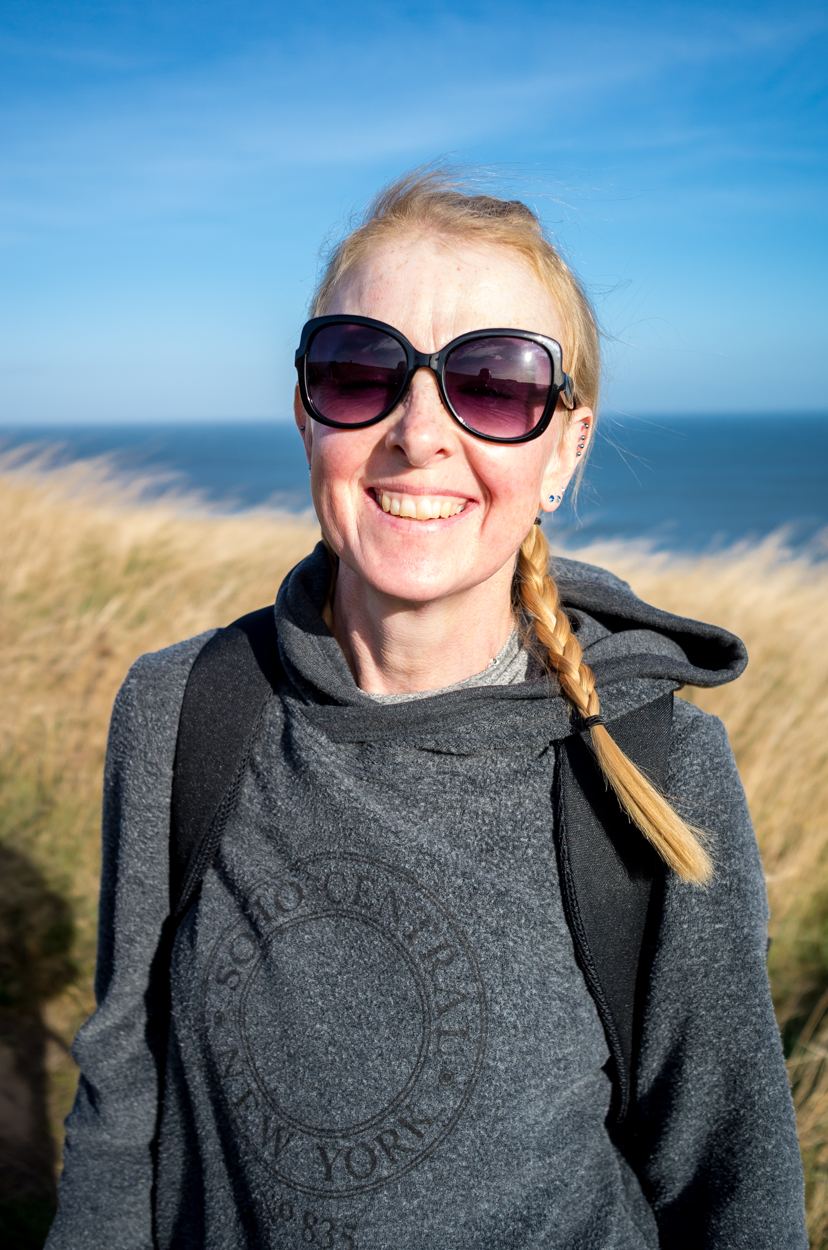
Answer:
[{"left": 312, "top": 167, "right": 712, "bottom": 885}]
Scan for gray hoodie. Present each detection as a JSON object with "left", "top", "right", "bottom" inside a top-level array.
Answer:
[{"left": 47, "top": 546, "right": 807, "bottom": 1250}]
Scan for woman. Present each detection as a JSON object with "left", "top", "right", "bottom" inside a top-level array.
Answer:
[{"left": 48, "top": 171, "right": 806, "bottom": 1249}]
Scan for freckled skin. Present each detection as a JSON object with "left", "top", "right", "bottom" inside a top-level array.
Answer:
[{"left": 294, "top": 232, "right": 593, "bottom": 693}]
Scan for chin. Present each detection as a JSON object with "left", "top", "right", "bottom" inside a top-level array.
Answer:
[{"left": 353, "top": 545, "right": 499, "bottom": 605}]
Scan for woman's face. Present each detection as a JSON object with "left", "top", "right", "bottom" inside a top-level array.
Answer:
[{"left": 295, "top": 233, "right": 590, "bottom": 606}]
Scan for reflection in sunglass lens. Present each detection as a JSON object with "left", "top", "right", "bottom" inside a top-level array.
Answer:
[
  {"left": 444, "top": 337, "right": 552, "bottom": 439},
  {"left": 307, "top": 324, "right": 407, "bottom": 425}
]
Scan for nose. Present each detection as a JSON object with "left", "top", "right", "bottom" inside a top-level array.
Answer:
[{"left": 384, "top": 366, "right": 455, "bottom": 466}]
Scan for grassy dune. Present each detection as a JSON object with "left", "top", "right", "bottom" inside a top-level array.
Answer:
[{"left": 1, "top": 463, "right": 826, "bottom": 1245}]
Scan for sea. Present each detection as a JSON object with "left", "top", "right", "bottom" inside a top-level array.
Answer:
[{"left": 1, "top": 413, "right": 826, "bottom": 556}]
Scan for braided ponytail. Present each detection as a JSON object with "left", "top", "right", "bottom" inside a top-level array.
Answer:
[{"left": 517, "top": 524, "right": 712, "bottom": 885}]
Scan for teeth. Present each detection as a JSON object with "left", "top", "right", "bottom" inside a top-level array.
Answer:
[{"left": 379, "top": 491, "right": 466, "bottom": 520}]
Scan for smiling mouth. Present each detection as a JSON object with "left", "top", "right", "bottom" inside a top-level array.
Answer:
[{"left": 374, "top": 490, "right": 468, "bottom": 521}]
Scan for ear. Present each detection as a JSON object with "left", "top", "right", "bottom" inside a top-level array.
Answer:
[
  {"left": 540, "top": 405, "right": 593, "bottom": 513},
  {"left": 294, "top": 385, "right": 313, "bottom": 465}
]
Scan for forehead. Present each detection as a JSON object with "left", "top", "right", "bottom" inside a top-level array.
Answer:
[{"left": 327, "top": 232, "right": 565, "bottom": 352}]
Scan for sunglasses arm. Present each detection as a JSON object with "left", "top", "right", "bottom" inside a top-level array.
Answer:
[{"left": 561, "top": 373, "right": 577, "bottom": 410}]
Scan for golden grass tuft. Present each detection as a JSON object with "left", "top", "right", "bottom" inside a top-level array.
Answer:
[{"left": 0, "top": 464, "right": 826, "bottom": 1244}]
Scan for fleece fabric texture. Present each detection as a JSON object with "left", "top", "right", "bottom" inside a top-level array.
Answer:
[{"left": 47, "top": 545, "right": 806, "bottom": 1250}]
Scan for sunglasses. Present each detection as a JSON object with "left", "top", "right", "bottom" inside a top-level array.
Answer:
[{"left": 295, "top": 315, "right": 575, "bottom": 444}]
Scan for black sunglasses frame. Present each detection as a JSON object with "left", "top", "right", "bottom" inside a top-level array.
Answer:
[{"left": 295, "top": 315, "right": 575, "bottom": 445}]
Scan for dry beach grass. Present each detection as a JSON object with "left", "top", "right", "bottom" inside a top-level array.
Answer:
[{"left": 0, "top": 461, "right": 826, "bottom": 1245}]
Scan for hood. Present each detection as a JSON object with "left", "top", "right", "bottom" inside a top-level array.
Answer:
[
  {"left": 551, "top": 554, "right": 746, "bottom": 690},
  {"left": 273, "top": 542, "right": 746, "bottom": 751}
]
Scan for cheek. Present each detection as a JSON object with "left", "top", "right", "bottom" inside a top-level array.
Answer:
[
  {"left": 311, "top": 428, "right": 371, "bottom": 505},
  {"left": 476, "top": 446, "right": 547, "bottom": 526}
]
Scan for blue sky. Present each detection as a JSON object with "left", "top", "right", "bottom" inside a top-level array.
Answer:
[{"left": 1, "top": 0, "right": 826, "bottom": 423}]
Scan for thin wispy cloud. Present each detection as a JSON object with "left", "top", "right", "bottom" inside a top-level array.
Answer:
[{"left": 0, "top": 0, "right": 825, "bottom": 419}]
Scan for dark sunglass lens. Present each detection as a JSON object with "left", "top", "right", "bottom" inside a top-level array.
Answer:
[
  {"left": 444, "top": 338, "right": 553, "bottom": 439},
  {"left": 306, "top": 324, "right": 407, "bottom": 425}
]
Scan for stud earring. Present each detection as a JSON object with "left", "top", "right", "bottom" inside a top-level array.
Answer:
[{"left": 300, "top": 425, "right": 306, "bottom": 432}]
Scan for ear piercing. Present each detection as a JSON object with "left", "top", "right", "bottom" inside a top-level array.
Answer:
[
  {"left": 576, "top": 422, "right": 589, "bottom": 457},
  {"left": 300, "top": 425, "right": 306, "bottom": 431},
  {"left": 548, "top": 493, "right": 563, "bottom": 504}
]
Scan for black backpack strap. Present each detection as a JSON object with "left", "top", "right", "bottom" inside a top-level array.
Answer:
[
  {"left": 555, "top": 693, "right": 673, "bottom": 1122},
  {"left": 170, "top": 605, "right": 281, "bottom": 918}
]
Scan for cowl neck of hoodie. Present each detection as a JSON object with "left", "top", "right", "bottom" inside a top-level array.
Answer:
[{"left": 272, "top": 542, "right": 746, "bottom": 754}]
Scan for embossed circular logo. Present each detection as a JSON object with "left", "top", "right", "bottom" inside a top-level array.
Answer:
[{"left": 203, "top": 853, "right": 488, "bottom": 1196}]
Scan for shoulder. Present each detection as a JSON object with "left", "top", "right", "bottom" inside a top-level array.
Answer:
[
  {"left": 667, "top": 697, "right": 744, "bottom": 816},
  {"left": 119, "top": 629, "right": 216, "bottom": 698},
  {"left": 667, "top": 697, "right": 743, "bottom": 807},
  {"left": 669, "top": 695, "right": 731, "bottom": 768},
  {"left": 107, "top": 630, "right": 217, "bottom": 764},
  {"left": 666, "top": 697, "right": 768, "bottom": 915}
]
